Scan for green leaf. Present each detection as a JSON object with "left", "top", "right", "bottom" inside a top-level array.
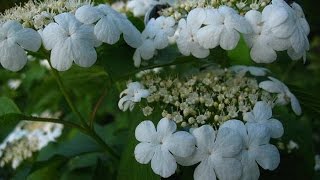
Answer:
[
  {"left": 227, "top": 36, "right": 252, "bottom": 65},
  {"left": 0, "top": 97, "right": 21, "bottom": 139},
  {"left": 27, "top": 155, "right": 68, "bottom": 180}
]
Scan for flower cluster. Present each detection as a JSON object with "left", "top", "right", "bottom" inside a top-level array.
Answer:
[
  {"left": 119, "top": 66, "right": 301, "bottom": 127},
  {"left": 0, "top": 111, "right": 63, "bottom": 169},
  {"left": 134, "top": 101, "right": 283, "bottom": 179},
  {"left": 133, "top": 0, "right": 310, "bottom": 67},
  {"left": 0, "top": 0, "right": 93, "bottom": 29},
  {"left": 0, "top": 0, "right": 142, "bottom": 72}
]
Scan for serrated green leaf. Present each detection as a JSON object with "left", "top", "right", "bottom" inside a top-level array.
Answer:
[{"left": 0, "top": 97, "right": 21, "bottom": 140}]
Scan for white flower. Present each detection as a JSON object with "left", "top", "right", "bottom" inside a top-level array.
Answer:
[
  {"left": 118, "top": 82, "right": 150, "bottom": 111},
  {"left": 244, "top": 101, "right": 284, "bottom": 138},
  {"left": 42, "top": 13, "right": 99, "bottom": 71},
  {"left": 133, "top": 16, "right": 176, "bottom": 67},
  {"left": 8, "top": 79, "right": 22, "bottom": 90},
  {"left": 261, "top": 0, "right": 310, "bottom": 62},
  {"left": 176, "top": 125, "right": 243, "bottom": 180},
  {"left": 75, "top": 4, "right": 142, "bottom": 48},
  {"left": 287, "top": 2, "right": 310, "bottom": 62},
  {"left": 176, "top": 8, "right": 210, "bottom": 58},
  {"left": 230, "top": 65, "right": 269, "bottom": 76},
  {"left": 134, "top": 118, "right": 196, "bottom": 178},
  {"left": 221, "top": 120, "right": 280, "bottom": 180},
  {"left": 196, "top": 6, "right": 252, "bottom": 50},
  {"left": 0, "top": 20, "right": 41, "bottom": 71},
  {"left": 244, "top": 10, "right": 288, "bottom": 63},
  {"left": 127, "top": 0, "right": 158, "bottom": 17},
  {"left": 259, "top": 77, "right": 302, "bottom": 115}
]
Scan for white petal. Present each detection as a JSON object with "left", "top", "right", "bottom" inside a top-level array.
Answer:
[
  {"left": 94, "top": 16, "right": 121, "bottom": 44},
  {"left": 246, "top": 123, "right": 270, "bottom": 146},
  {"left": 220, "top": 28, "right": 240, "bottom": 50},
  {"left": 267, "top": 118, "right": 284, "bottom": 138},
  {"left": 248, "top": 66, "right": 269, "bottom": 76},
  {"left": 196, "top": 25, "right": 223, "bottom": 49},
  {"left": 212, "top": 156, "right": 242, "bottom": 180},
  {"left": 215, "top": 127, "right": 243, "bottom": 157},
  {"left": 192, "top": 125, "right": 216, "bottom": 151},
  {"left": 263, "top": 6, "right": 288, "bottom": 28},
  {"left": 13, "top": 28, "right": 41, "bottom": 52},
  {"left": 72, "top": 24, "right": 97, "bottom": 47},
  {"left": 75, "top": 5, "right": 103, "bottom": 24},
  {"left": 226, "top": 14, "right": 252, "bottom": 34},
  {"left": 187, "top": 8, "right": 206, "bottom": 32},
  {"left": 118, "top": 95, "right": 131, "bottom": 111},
  {"left": 288, "top": 92, "right": 302, "bottom": 115},
  {"left": 245, "top": 10, "right": 262, "bottom": 28},
  {"left": 135, "top": 120, "right": 157, "bottom": 142},
  {"left": 250, "top": 39, "right": 277, "bottom": 63},
  {"left": 115, "top": 18, "right": 142, "bottom": 48},
  {"left": 133, "top": 49, "right": 142, "bottom": 67},
  {"left": 54, "top": 13, "right": 81, "bottom": 33},
  {"left": 194, "top": 158, "right": 216, "bottom": 180},
  {"left": 42, "top": 23, "right": 67, "bottom": 50},
  {"left": 71, "top": 43, "right": 97, "bottom": 68},
  {"left": 240, "top": 151, "right": 260, "bottom": 180},
  {"left": 1, "top": 20, "right": 22, "bottom": 37},
  {"left": 0, "top": 41, "right": 27, "bottom": 71},
  {"left": 165, "top": 131, "right": 196, "bottom": 157},
  {"left": 252, "top": 101, "right": 272, "bottom": 122},
  {"left": 157, "top": 118, "right": 176, "bottom": 139},
  {"left": 151, "top": 147, "right": 177, "bottom": 178},
  {"left": 50, "top": 39, "right": 73, "bottom": 71},
  {"left": 154, "top": 32, "right": 169, "bottom": 49},
  {"left": 139, "top": 39, "right": 156, "bottom": 60},
  {"left": 191, "top": 43, "right": 210, "bottom": 59},
  {"left": 259, "top": 81, "right": 284, "bottom": 94},
  {"left": 290, "top": 29, "right": 305, "bottom": 54},
  {"left": 253, "top": 144, "right": 280, "bottom": 170},
  {"left": 134, "top": 142, "right": 156, "bottom": 164},
  {"left": 220, "top": 120, "right": 247, "bottom": 141},
  {"left": 269, "top": 37, "right": 290, "bottom": 51}
]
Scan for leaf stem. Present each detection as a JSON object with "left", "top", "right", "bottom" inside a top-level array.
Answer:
[
  {"left": 89, "top": 86, "right": 108, "bottom": 129},
  {"left": 19, "top": 114, "right": 120, "bottom": 159},
  {"left": 48, "top": 64, "right": 88, "bottom": 128}
]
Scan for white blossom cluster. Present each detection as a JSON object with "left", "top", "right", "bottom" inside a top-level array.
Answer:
[
  {"left": 0, "top": 0, "right": 93, "bottom": 29},
  {"left": 118, "top": 66, "right": 301, "bottom": 128},
  {"left": 134, "top": 101, "right": 283, "bottom": 179},
  {"left": 0, "top": 111, "right": 63, "bottom": 169},
  {"left": 0, "top": 0, "right": 142, "bottom": 71},
  {"left": 133, "top": 0, "right": 310, "bottom": 67}
]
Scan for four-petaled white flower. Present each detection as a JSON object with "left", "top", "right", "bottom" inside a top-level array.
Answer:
[
  {"left": 244, "top": 10, "right": 288, "bottom": 63},
  {"left": 0, "top": 20, "right": 41, "bottom": 71},
  {"left": 244, "top": 101, "right": 284, "bottom": 138},
  {"left": 259, "top": 76, "right": 302, "bottom": 115},
  {"left": 230, "top": 65, "right": 269, "bottom": 76},
  {"left": 118, "top": 82, "right": 150, "bottom": 111},
  {"left": 75, "top": 4, "right": 142, "bottom": 48},
  {"left": 133, "top": 16, "right": 176, "bottom": 67},
  {"left": 197, "top": 6, "right": 252, "bottom": 50},
  {"left": 134, "top": 118, "right": 196, "bottom": 178},
  {"left": 176, "top": 125, "right": 243, "bottom": 180},
  {"left": 221, "top": 120, "right": 280, "bottom": 180},
  {"left": 176, "top": 8, "right": 210, "bottom": 58},
  {"left": 42, "top": 13, "right": 100, "bottom": 71}
]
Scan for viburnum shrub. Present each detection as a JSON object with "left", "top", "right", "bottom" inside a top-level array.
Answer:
[{"left": 0, "top": 0, "right": 318, "bottom": 179}]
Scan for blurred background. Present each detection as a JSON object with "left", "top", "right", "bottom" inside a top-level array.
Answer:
[{"left": 0, "top": 0, "right": 319, "bottom": 179}]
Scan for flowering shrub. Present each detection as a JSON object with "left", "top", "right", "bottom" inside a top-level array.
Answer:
[{"left": 0, "top": 0, "right": 319, "bottom": 179}]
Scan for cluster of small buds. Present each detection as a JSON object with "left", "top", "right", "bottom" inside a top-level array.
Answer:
[
  {"left": 0, "top": 111, "right": 63, "bottom": 169},
  {"left": 159, "top": 0, "right": 271, "bottom": 19},
  {"left": 137, "top": 68, "right": 275, "bottom": 127},
  {"left": 0, "top": 0, "right": 92, "bottom": 29}
]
